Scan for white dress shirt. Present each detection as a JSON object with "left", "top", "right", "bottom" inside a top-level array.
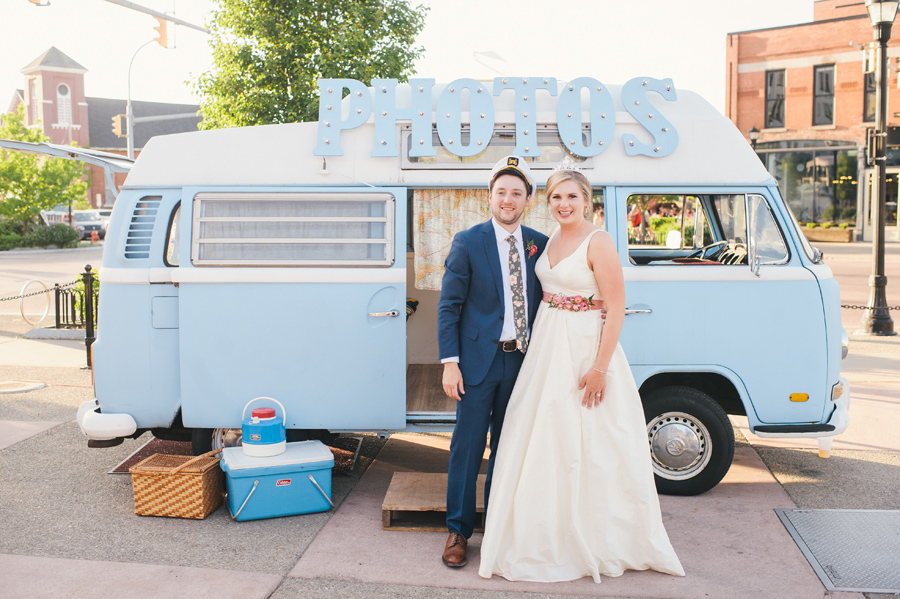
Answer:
[{"left": 442, "top": 219, "right": 530, "bottom": 364}]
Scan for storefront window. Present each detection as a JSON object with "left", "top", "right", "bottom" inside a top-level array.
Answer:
[
  {"left": 763, "top": 147, "right": 858, "bottom": 225},
  {"left": 891, "top": 176, "right": 899, "bottom": 227},
  {"left": 833, "top": 150, "right": 859, "bottom": 224},
  {"left": 866, "top": 172, "right": 899, "bottom": 227},
  {"left": 770, "top": 151, "right": 814, "bottom": 220}
]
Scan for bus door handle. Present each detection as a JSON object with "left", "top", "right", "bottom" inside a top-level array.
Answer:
[
  {"left": 369, "top": 310, "right": 399, "bottom": 317},
  {"left": 625, "top": 308, "right": 652, "bottom": 315}
]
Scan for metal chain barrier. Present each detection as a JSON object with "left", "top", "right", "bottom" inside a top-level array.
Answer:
[
  {"left": 0, "top": 266, "right": 97, "bottom": 368},
  {"left": 2, "top": 279, "right": 81, "bottom": 327},
  {"left": 0, "top": 279, "right": 78, "bottom": 303},
  {"left": 841, "top": 304, "right": 900, "bottom": 310}
]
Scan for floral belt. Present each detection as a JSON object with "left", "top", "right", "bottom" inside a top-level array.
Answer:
[{"left": 543, "top": 292, "right": 606, "bottom": 313}]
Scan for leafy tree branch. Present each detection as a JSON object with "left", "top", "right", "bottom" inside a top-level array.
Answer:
[
  {"left": 195, "top": 0, "right": 428, "bottom": 128},
  {"left": 0, "top": 107, "right": 89, "bottom": 233}
]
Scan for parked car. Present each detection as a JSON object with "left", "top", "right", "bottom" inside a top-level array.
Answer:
[
  {"left": 72, "top": 211, "right": 105, "bottom": 240},
  {"left": 91, "top": 209, "right": 112, "bottom": 225},
  {"left": 87, "top": 209, "right": 112, "bottom": 234}
]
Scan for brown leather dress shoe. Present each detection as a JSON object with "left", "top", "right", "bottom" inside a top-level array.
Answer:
[{"left": 442, "top": 532, "right": 468, "bottom": 567}]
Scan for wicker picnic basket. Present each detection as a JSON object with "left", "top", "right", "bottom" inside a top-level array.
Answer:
[{"left": 129, "top": 448, "right": 224, "bottom": 519}]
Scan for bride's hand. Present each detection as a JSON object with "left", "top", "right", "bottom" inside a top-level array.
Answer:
[{"left": 578, "top": 369, "right": 607, "bottom": 409}]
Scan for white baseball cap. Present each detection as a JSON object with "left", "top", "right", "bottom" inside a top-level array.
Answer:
[{"left": 490, "top": 155, "right": 534, "bottom": 195}]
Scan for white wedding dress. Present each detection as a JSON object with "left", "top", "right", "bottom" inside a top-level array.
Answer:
[{"left": 478, "top": 229, "right": 685, "bottom": 583}]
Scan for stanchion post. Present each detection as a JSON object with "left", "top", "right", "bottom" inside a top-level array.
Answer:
[
  {"left": 54, "top": 283, "right": 61, "bottom": 330},
  {"left": 83, "top": 265, "right": 95, "bottom": 369}
]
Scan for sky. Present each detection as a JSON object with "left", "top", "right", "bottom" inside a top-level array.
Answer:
[{"left": 1, "top": 0, "right": 815, "bottom": 116}]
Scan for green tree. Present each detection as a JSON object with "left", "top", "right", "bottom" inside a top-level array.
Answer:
[
  {"left": 195, "top": 0, "right": 428, "bottom": 129},
  {"left": 0, "top": 107, "right": 89, "bottom": 233}
]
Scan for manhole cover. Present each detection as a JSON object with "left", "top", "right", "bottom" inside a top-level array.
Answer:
[
  {"left": 0, "top": 380, "right": 46, "bottom": 394},
  {"left": 776, "top": 508, "right": 900, "bottom": 593}
]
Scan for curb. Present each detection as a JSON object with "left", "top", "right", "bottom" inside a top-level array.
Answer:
[
  {"left": 24, "top": 328, "right": 85, "bottom": 340},
  {"left": 0, "top": 380, "right": 46, "bottom": 394},
  {"left": 0, "top": 245, "right": 104, "bottom": 256}
]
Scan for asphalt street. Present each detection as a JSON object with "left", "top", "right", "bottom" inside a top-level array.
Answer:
[{"left": 0, "top": 240, "right": 898, "bottom": 599}]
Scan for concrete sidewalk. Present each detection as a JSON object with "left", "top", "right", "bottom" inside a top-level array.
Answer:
[
  {"left": 291, "top": 434, "right": 861, "bottom": 599},
  {"left": 0, "top": 336, "right": 87, "bottom": 368},
  {"left": 0, "top": 312, "right": 898, "bottom": 598}
]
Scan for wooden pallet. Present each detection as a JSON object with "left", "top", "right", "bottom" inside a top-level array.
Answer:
[{"left": 382, "top": 472, "right": 485, "bottom": 531}]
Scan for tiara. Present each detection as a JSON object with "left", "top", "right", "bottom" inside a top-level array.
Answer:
[{"left": 552, "top": 156, "right": 583, "bottom": 173}]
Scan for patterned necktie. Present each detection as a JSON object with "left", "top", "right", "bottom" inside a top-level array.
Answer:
[{"left": 507, "top": 235, "right": 527, "bottom": 352}]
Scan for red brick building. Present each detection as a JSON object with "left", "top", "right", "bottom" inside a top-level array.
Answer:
[
  {"left": 6, "top": 47, "right": 201, "bottom": 208},
  {"left": 725, "top": 0, "right": 899, "bottom": 240}
]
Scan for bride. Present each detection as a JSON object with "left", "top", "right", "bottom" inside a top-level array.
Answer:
[{"left": 478, "top": 168, "right": 685, "bottom": 583}]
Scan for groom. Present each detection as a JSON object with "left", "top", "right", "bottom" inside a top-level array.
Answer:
[{"left": 437, "top": 156, "right": 548, "bottom": 568}]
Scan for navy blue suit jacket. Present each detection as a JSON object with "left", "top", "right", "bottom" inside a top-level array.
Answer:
[{"left": 437, "top": 221, "right": 549, "bottom": 387}]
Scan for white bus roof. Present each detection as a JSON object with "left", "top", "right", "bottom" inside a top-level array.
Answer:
[{"left": 124, "top": 82, "right": 772, "bottom": 189}]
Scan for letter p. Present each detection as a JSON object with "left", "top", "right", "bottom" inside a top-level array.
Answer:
[{"left": 314, "top": 79, "right": 372, "bottom": 156}]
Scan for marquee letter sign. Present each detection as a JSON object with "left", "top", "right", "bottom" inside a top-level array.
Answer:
[
  {"left": 437, "top": 78, "right": 495, "bottom": 158},
  {"left": 314, "top": 76, "right": 679, "bottom": 159},
  {"left": 621, "top": 77, "right": 679, "bottom": 158}
]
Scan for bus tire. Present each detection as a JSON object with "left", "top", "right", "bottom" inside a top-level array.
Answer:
[
  {"left": 191, "top": 427, "right": 242, "bottom": 455},
  {"left": 642, "top": 386, "right": 734, "bottom": 496}
]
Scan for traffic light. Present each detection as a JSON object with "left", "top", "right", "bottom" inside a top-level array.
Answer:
[
  {"left": 111, "top": 114, "right": 126, "bottom": 138},
  {"left": 153, "top": 16, "right": 174, "bottom": 49}
]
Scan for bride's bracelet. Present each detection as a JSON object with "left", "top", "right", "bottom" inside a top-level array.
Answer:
[{"left": 592, "top": 367, "right": 607, "bottom": 374}]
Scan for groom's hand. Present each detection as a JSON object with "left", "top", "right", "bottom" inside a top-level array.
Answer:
[{"left": 442, "top": 362, "right": 465, "bottom": 401}]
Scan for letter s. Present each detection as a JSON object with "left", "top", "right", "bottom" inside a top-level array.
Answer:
[{"left": 621, "top": 77, "right": 678, "bottom": 158}]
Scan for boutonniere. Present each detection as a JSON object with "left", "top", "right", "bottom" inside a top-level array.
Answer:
[{"left": 526, "top": 239, "right": 537, "bottom": 258}]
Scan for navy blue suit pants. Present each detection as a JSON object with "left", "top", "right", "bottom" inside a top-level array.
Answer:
[{"left": 446, "top": 346, "right": 525, "bottom": 539}]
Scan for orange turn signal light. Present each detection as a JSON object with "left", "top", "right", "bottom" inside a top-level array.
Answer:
[{"left": 789, "top": 393, "right": 809, "bottom": 402}]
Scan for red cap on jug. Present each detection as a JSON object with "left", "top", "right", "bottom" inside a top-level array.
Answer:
[{"left": 251, "top": 407, "right": 276, "bottom": 419}]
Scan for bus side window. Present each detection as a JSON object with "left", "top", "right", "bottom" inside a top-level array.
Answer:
[
  {"left": 164, "top": 203, "right": 181, "bottom": 267},
  {"left": 626, "top": 194, "right": 708, "bottom": 252},
  {"left": 748, "top": 194, "right": 790, "bottom": 264}
]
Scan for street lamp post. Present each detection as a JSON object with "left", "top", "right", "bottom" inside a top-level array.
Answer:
[
  {"left": 860, "top": 0, "right": 898, "bottom": 335},
  {"left": 126, "top": 40, "right": 156, "bottom": 160},
  {"left": 748, "top": 126, "right": 759, "bottom": 150}
]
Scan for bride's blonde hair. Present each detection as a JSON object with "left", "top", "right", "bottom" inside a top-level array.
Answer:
[{"left": 545, "top": 169, "right": 593, "bottom": 218}]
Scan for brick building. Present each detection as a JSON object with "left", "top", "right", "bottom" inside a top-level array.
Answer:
[
  {"left": 6, "top": 47, "right": 202, "bottom": 208},
  {"left": 725, "top": 0, "right": 899, "bottom": 240}
]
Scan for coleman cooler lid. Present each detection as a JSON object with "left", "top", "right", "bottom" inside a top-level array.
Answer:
[{"left": 222, "top": 440, "right": 334, "bottom": 470}]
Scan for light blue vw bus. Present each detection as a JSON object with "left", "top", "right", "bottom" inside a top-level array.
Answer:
[{"left": 74, "top": 77, "right": 849, "bottom": 495}]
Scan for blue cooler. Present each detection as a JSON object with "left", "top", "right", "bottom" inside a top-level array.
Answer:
[{"left": 221, "top": 440, "right": 335, "bottom": 521}]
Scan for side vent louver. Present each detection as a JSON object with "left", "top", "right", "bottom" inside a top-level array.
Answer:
[{"left": 124, "top": 197, "right": 161, "bottom": 259}]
